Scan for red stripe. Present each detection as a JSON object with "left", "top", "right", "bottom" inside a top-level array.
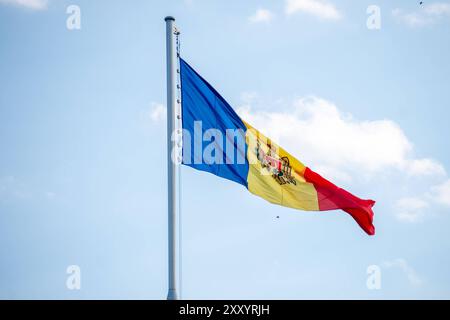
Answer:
[{"left": 304, "top": 167, "right": 375, "bottom": 235}]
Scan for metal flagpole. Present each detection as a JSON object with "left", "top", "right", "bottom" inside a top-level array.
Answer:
[{"left": 165, "top": 15, "right": 179, "bottom": 300}]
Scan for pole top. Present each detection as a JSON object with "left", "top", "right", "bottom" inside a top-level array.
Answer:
[{"left": 165, "top": 16, "right": 175, "bottom": 22}]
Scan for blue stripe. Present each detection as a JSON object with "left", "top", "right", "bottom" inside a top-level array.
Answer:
[{"left": 180, "top": 58, "right": 249, "bottom": 187}]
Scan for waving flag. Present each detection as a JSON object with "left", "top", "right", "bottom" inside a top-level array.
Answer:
[{"left": 179, "top": 58, "right": 375, "bottom": 235}]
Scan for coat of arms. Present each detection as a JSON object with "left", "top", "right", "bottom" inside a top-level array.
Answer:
[{"left": 255, "top": 141, "right": 297, "bottom": 186}]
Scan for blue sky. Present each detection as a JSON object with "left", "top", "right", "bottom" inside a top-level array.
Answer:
[{"left": 1, "top": 0, "right": 450, "bottom": 299}]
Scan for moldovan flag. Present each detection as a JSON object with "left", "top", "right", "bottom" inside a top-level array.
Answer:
[{"left": 179, "top": 58, "right": 375, "bottom": 235}]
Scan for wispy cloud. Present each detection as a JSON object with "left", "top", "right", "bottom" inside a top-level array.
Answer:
[
  {"left": 285, "top": 0, "right": 342, "bottom": 20},
  {"left": 395, "top": 197, "right": 429, "bottom": 223},
  {"left": 145, "top": 102, "right": 166, "bottom": 123},
  {"left": 430, "top": 179, "right": 450, "bottom": 207},
  {"left": 382, "top": 258, "right": 423, "bottom": 286},
  {"left": 392, "top": 178, "right": 450, "bottom": 223},
  {"left": 45, "top": 191, "right": 56, "bottom": 200},
  {"left": 392, "top": 8, "right": 430, "bottom": 27},
  {"left": 249, "top": 8, "right": 274, "bottom": 24},
  {"left": 425, "top": 2, "right": 450, "bottom": 16},
  {"left": 0, "top": 0, "right": 48, "bottom": 10},
  {"left": 0, "top": 176, "right": 31, "bottom": 200},
  {"left": 406, "top": 158, "right": 446, "bottom": 177},
  {"left": 392, "top": 2, "right": 450, "bottom": 27}
]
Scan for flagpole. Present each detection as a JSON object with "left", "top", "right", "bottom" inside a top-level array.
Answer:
[{"left": 165, "top": 15, "right": 179, "bottom": 300}]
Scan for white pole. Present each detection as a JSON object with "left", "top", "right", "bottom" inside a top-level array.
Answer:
[{"left": 165, "top": 15, "right": 179, "bottom": 300}]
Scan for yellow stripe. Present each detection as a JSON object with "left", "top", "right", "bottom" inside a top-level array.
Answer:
[{"left": 244, "top": 121, "right": 319, "bottom": 211}]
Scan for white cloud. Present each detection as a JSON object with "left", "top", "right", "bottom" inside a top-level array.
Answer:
[
  {"left": 392, "top": 3, "right": 450, "bottom": 27},
  {"left": 0, "top": 0, "right": 48, "bottom": 10},
  {"left": 392, "top": 179, "right": 450, "bottom": 223},
  {"left": 0, "top": 176, "right": 30, "bottom": 200},
  {"left": 406, "top": 158, "right": 446, "bottom": 177},
  {"left": 1, "top": 177, "right": 59, "bottom": 201},
  {"left": 285, "top": 0, "right": 342, "bottom": 20},
  {"left": 45, "top": 191, "right": 56, "bottom": 200},
  {"left": 425, "top": 2, "right": 450, "bottom": 16},
  {"left": 395, "top": 197, "right": 429, "bottom": 223},
  {"left": 148, "top": 103, "right": 166, "bottom": 123},
  {"left": 0, "top": 176, "right": 14, "bottom": 196},
  {"left": 430, "top": 179, "right": 450, "bottom": 207},
  {"left": 240, "top": 91, "right": 259, "bottom": 105},
  {"left": 392, "top": 8, "right": 430, "bottom": 27},
  {"left": 382, "top": 258, "right": 423, "bottom": 286},
  {"left": 249, "top": 8, "right": 274, "bottom": 24},
  {"left": 238, "top": 96, "right": 442, "bottom": 180}
]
